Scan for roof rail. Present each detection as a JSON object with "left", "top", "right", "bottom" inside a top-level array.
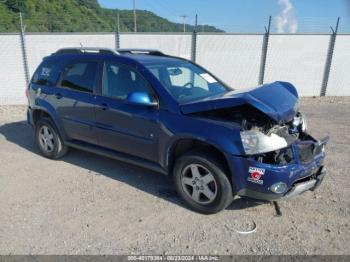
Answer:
[
  {"left": 117, "top": 48, "right": 165, "bottom": 56},
  {"left": 54, "top": 47, "right": 119, "bottom": 55}
]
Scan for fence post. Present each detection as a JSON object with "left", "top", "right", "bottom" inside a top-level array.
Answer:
[
  {"left": 258, "top": 16, "right": 271, "bottom": 85},
  {"left": 320, "top": 17, "right": 340, "bottom": 97},
  {"left": 115, "top": 12, "right": 120, "bottom": 50},
  {"left": 115, "top": 31, "right": 120, "bottom": 50},
  {"left": 191, "top": 14, "right": 198, "bottom": 62},
  {"left": 19, "top": 12, "right": 30, "bottom": 86}
]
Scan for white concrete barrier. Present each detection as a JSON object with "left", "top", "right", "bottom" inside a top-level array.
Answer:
[{"left": 0, "top": 32, "right": 349, "bottom": 105}]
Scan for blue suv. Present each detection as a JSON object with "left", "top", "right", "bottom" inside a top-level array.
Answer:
[{"left": 27, "top": 47, "right": 328, "bottom": 214}]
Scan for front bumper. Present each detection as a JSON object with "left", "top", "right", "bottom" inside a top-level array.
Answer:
[
  {"left": 237, "top": 167, "right": 326, "bottom": 201},
  {"left": 227, "top": 135, "right": 329, "bottom": 201}
]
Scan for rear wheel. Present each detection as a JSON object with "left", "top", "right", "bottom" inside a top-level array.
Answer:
[
  {"left": 35, "top": 118, "right": 68, "bottom": 159},
  {"left": 173, "top": 150, "right": 233, "bottom": 214}
]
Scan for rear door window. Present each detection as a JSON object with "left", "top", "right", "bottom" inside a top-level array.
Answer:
[{"left": 60, "top": 61, "right": 98, "bottom": 93}]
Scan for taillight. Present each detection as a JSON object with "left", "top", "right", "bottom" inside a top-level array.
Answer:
[{"left": 25, "top": 88, "right": 29, "bottom": 98}]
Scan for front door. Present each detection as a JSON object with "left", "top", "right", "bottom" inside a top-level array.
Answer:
[{"left": 94, "top": 61, "right": 160, "bottom": 162}]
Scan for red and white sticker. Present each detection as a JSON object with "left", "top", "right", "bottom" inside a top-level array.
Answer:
[{"left": 247, "top": 167, "right": 265, "bottom": 184}]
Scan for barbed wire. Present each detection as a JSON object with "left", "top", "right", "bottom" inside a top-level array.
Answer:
[{"left": 0, "top": 14, "right": 348, "bottom": 33}]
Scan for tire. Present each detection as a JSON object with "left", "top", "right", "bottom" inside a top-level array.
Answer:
[
  {"left": 35, "top": 117, "right": 68, "bottom": 159},
  {"left": 173, "top": 149, "right": 233, "bottom": 214}
]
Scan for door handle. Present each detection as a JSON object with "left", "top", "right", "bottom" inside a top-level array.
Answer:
[
  {"left": 101, "top": 103, "right": 109, "bottom": 111},
  {"left": 55, "top": 93, "right": 62, "bottom": 99}
]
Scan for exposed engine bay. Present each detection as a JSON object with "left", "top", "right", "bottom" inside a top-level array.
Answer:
[{"left": 191, "top": 105, "right": 315, "bottom": 165}]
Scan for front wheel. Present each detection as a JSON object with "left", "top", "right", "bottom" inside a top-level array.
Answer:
[
  {"left": 35, "top": 118, "right": 68, "bottom": 159},
  {"left": 173, "top": 150, "right": 233, "bottom": 214}
]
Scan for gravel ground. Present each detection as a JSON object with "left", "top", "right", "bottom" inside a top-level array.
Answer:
[{"left": 0, "top": 97, "right": 349, "bottom": 255}]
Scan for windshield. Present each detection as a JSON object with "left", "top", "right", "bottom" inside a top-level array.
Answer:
[{"left": 146, "top": 61, "right": 232, "bottom": 103}]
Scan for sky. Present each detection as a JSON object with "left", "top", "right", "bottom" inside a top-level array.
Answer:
[{"left": 98, "top": 0, "right": 350, "bottom": 33}]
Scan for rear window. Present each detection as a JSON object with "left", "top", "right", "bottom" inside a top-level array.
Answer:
[{"left": 31, "top": 59, "right": 57, "bottom": 86}]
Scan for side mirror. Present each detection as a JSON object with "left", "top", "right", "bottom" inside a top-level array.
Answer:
[{"left": 126, "top": 92, "right": 158, "bottom": 107}]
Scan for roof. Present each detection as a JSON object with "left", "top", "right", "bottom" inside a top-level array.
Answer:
[
  {"left": 51, "top": 47, "right": 188, "bottom": 65},
  {"left": 120, "top": 53, "right": 187, "bottom": 65}
]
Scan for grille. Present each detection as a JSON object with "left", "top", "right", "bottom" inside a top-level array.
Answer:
[{"left": 298, "top": 142, "right": 315, "bottom": 164}]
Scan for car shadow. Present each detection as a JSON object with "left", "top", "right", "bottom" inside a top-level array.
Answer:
[{"left": 0, "top": 121, "right": 265, "bottom": 213}]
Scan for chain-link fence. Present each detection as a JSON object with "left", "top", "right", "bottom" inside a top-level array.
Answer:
[{"left": 0, "top": 30, "right": 349, "bottom": 104}]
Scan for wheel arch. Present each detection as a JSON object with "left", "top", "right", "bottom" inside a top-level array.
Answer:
[
  {"left": 166, "top": 137, "right": 232, "bottom": 183},
  {"left": 31, "top": 106, "right": 67, "bottom": 141},
  {"left": 32, "top": 109, "right": 51, "bottom": 125}
]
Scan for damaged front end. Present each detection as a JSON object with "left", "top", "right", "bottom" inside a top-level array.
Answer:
[
  {"left": 180, "top": 82, "right": 329, "bottom": 200},
  {"left": 190, "top": 103, "right": 329, "bottom": 201},
  {"left": 239, "top": 109, "right": 312, "bottom": 165},
  {"left": 237, "top": 108, "right": 329, "bottom": 200},
  {"left": 239, "top": 109, "right": 328, "bottom": 167}
]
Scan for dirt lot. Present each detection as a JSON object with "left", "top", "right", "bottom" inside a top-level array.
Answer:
[{"left": 0, "top": 97, "right": 349, "bottom": 255}]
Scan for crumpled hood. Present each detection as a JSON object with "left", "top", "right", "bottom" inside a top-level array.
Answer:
[{"left": 180, "top": 81, "right": 299, "bottom": 123}]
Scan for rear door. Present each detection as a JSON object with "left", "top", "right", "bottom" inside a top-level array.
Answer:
[
  {"left": 50, "top": 59, "right": 101, "bottom": 144},
  {"left": 94, "top": 60, "right": 160, "bottom": 162}
]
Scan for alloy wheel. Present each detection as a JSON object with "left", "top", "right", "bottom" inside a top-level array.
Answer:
[
  {"left": 38, "top": 125, "right": 55, "bottom": 153},
  {"left": 181, "top": 164, "right": 218, "bottom": 205}
]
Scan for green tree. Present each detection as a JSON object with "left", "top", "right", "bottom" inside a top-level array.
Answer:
[{"left": 0, "top": 0, "right": 224, "bottom": 33}]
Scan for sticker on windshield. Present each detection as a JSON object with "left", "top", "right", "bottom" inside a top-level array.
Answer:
[{"left": 200, "top": 73, "right": 217, "bottom": 84}]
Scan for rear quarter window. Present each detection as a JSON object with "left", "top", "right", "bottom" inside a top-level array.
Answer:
[{"left": 31, "top": 59, "right": 57, "bottom": 86}]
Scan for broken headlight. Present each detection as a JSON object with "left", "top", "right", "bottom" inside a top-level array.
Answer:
[{"left": 240, "top": 130, "right": 288, "bottom": 155}]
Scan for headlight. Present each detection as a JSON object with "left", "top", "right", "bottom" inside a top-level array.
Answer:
[{"left": 240, "top": 130, "right": 288, "bottom": 155}]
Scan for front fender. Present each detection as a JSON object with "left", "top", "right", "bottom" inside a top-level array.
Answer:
[{"left": 158, "top": 111, "right": 244, "bottom": 168}]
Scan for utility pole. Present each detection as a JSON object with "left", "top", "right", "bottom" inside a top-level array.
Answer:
[
  {"left": 180, "top": 15, "right": 187, "bottom": 32},
  {"left": 133, "top": 0, "right": 137, "bottom": 32}
]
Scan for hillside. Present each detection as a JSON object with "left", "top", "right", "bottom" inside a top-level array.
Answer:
[{"left": 0, "top": 0, "right": 223, "bottom": 33}]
